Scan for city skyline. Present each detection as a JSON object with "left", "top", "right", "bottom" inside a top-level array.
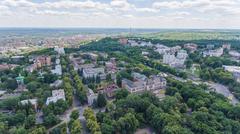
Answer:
[{"left": 0, "top": 0, "right": 240, "bottom": 29}]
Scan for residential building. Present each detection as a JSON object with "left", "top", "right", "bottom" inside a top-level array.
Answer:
[
  {"left": 105, "top": 61, "right": 117, "bottom": 73},
  {"left": 229, "top": 51, "right": 240, "bottom": 58},
  {"left": 54, "top": 46, "right": 65, "bottom": 55},
  {"left": 163, "top": 54, "right": 176, "bottom": 65},
  {"left": 119, "top": 38, "right": 128, "bottom": 45},
  {"left": 122, "top": 73, "right": 166, "bottom": 93},
  {"left": 222, "top": 44, "right": 231, "bottom": 50},
  {"left": 207, "top": 44, "right": 215, "bottom": 49},
  {"left": 46, "top": 89, "right": 65, "bottom": 105},
  {"left": 83, "top": 67, "right": 106, "bottom": 80},
  {"left": 203, "top": 48, "right": 223, "bottom": 57},
  {"left": 87, "top": 88, "right": 97, "bottom": 105},
  {"left": 0, "top": 64, "right": 18, "bottom": 71},
  {"left": 20, "top": 99, "right": 38, "bottom": 111},
  {"left": 103, "top": 84, "right": 118, "bottom": 98}
]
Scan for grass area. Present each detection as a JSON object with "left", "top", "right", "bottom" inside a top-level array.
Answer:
[{"left": 136, "top": 32, "right": 240, "bottom": 41}]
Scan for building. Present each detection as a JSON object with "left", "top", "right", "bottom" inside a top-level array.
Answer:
[
  {"left": 83, "top": 68, "right": 106, "bottom": 80},
  {"left": 184, "top": 43, "right": 198, "bottom": 53},
  {"left": 87, "top": 88, "right": 97, "bottom": 105},
  {"left": 177, "top": 50, "right": 188, "bottom": 59},
  {"left": 105, "top": 62, "right": 117, "bottom": 73},
  {"left": 163, "top": 54, "right": 176, "bottom": 65},
  {"left": 155, "top": 44, "right": 170, "bottom": 54},
  {"left": 229, "top": 51, "right": 240, "bottom": 58},
  {"left": 20, "top": 99, "right": 38, "bottom": 111},
  {"left": 54, "top": 46, "right": 65, "bottom": 55},
  {"left": 223, "top": 65, "right": 240, "bottom": 82},
  {"left": 103, "top": 84, "right": 118, "bottom": 98},
  {"left": 46, "top": 89, "right": 66, "bottom": 105},
  {"left": 35, "top": 56, "right": 51, "bottom": 68},
  {"left": 222, "top": 44, "right": 231, "bottom": 50},
  {"left": 50, "top": 80, "right": 63, "bottom": 87},
  {"left": 122, "top": 73, "right": 166, "bottom": 93},
  {"left": 207, "top": 44, "right": 215, "bottom": 49},
  {"left": 119, "top": 38, "right": 128, "bottom": 45},
  {"left": 0, "top": 64, "right": 18, "bottom": 71},
  {"left": 203, "top": 48, "right": 223, "bottom": 57},
  {"left": 51, "top": 58, "right": 62, "bottom": 76}
]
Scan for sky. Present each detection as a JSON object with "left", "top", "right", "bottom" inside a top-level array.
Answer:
[{"left": 0, "top": 0, "right": 240, "bottom": 29}]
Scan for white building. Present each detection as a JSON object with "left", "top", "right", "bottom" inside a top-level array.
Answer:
[
  {"left": 20, "top": 99, "right": 38, "bottom": 111},
  {"left": 203, "top": 48, "right": 223, "bottom": 57},
  {"left": 122, "top": 73, "right": 166, "bottom": 93},
  {"left": 83, "top": 68, "right": 106, "bottom": 79},
  {"left": 51, "top": 58, "right": 62, "bottom": 76},
  {"left": 54, "top": 46, "right": 65, "bottom": 55},
  {"left": 87, "top": 88, "right": 98, "bottom": 106},
  {"left": 46, "top": 89, "right": 66, "bottom": 105},
  {"left": 229, "top": 51, "right": 240, "bottom": 58},
  {"left": 177, "top": 50, "right": 188, "bottom": 59},
  {"left": 163, "top": 54, "right": 176, "bottom": 65}
]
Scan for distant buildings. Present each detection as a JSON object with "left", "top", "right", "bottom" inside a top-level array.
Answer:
[
  {"left": 203, "top": 48, "right": 223, "bottom": 57},
  {"left": 46, "top": 89, "right": 66, "bottom": 105},
  {"left": 122, "top": 73, "right": 166, "bottom": 93},
  {"left": 223, "top": 65, "right": 240, "bottom": 83},
  {"left": 83, "top": 67, "right": 106, "bottom": 80},
  {"left": 155, "top": 44, "right": 181, "bottom": 55}
]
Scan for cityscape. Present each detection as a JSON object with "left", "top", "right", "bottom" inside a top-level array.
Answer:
[{"left": 1, "top": 0, "right": 240, "bottom": 134}]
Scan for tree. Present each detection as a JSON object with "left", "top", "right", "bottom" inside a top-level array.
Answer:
[
  {"left": 70, "top": 109, "right": 80, "bottom": 120},
  {"left": 5, "top": 78, "right": 18, "bottom": 90},
  {"left": 97, "top": 93, "right": 107, "bottom": 108},
  {"left": 70, "top": 119, "right": 82, "bottom": 134},
  {"left": 25, "top": 115, "right": 36, "bottom": 129},
  {"left": 9, "top": 126, "right": 27, "bottom": 134},
  {"left": 30, "top": 126, "right": 46, "bottom": 134},
  {"left": 115, "top": 89, "right": 129, "bottom": 100},
  {"left": 43, "top": 113, "right": 60, "bottom": 127},
  {"left": 115, "top": 113, "right": 139, "bottom": 134}
]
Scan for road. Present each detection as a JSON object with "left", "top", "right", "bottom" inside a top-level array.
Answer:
[
  {"left": 206, "top": 82, "right": 239, "bottom": 105},
  {"left": 169, "top": 74, "right": 239, "bottom": 105}
]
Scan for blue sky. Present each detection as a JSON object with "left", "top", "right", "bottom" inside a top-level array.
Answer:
[{"left": 0, "top": 0, "right": 240, "bottom": 29}]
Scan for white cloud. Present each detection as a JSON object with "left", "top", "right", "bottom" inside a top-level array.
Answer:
[{"left": 0, "top": 0, "right": 240, "bottom": 28}]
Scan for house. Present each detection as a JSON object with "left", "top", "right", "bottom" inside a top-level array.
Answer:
[
  {"left": 122, "top": 78, "right": 146, "bottom": 93},
  {"left": 83, "top": 68, "right": 106, "bottom": 80},
  {"left": 46, "top": 89, "right": 66, "bottom": 105},
  {"left": 103, "top": 84, "right": 118, "bottom": 98},
  {"left": 51, "top": 58, "right": 62, "bottom": 76},
  {"left": 20, "top": 99, "right": 38, "bottom": 111}
]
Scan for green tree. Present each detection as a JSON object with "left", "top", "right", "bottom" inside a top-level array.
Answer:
[
  {"left": 70, "top": 109, "right": 80, "bottom": 120},
  {"left": 97, "top": 93, "right": 107, "bottom": 108},
  {"left": 70, "top": 119, "right": 82, "bottom": 134}
]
